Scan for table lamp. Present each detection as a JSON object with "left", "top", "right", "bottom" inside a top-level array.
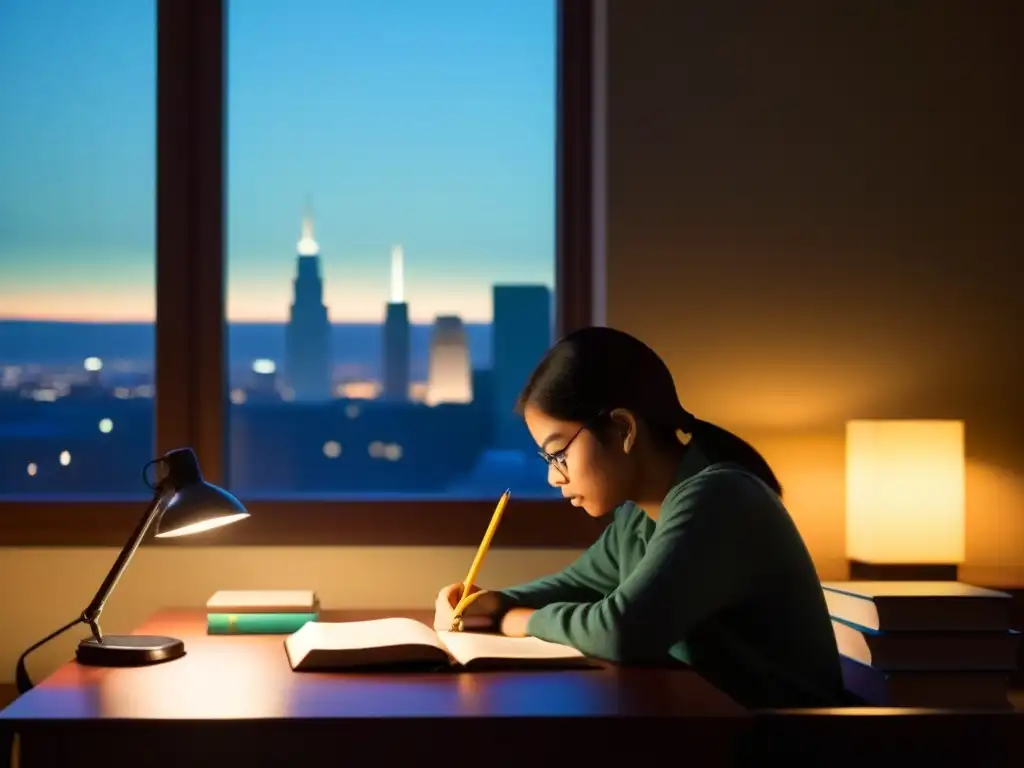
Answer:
[
  {"left": 14, "top": 448, "right": 249, "bottom": 693},
  {"left": 845, "top": 419, "right": 965, "bottom": 581}
]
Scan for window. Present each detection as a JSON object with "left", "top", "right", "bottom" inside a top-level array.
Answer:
[
  {"left": 0, "top": 0, "right": 598, "bottom": 547},
  {"left": 226, "top": 1, "right": 560, "bottom": 500},
  {"left": 0, "top": 0, "right": 156, "bottom": 499}
]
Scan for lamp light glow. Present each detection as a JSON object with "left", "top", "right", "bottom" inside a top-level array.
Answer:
[
  {"left": 845, "top": 419, "right": 965, "bottom": 565},
  {"left": 155, "top": 513, "right": 249, "bottom": 539}
]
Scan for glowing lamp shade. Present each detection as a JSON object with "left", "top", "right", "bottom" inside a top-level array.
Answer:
[
  {"left": 845, "top": 419, "right": 965, "bottom": 565},
  {"left": 154, "top": 483, "right": 249, "bottom": 538}
]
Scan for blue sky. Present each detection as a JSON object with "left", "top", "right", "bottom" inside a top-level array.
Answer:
[{"left": 0, "top": 0, "right": 555, "bottom": 323}]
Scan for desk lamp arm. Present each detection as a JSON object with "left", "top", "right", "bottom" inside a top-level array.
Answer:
[{"left": 80, "top": 489, "right": 169, "bottom": 641}]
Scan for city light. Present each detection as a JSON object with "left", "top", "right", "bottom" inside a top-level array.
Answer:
[
  {"left": 368, "top": 441, "right": 402, "bottom": 461},
  {"left": 340, "top": 381, "right": 380, "bottom": 399},
  {"left": 27, "top": 463, "right": 37, "bottom": 477},
  {"left": 322, "top": 440, "right": 342, "bottom": 459},
  {"left": 296, "top": 216, "right": 319, "bottom": 256},
  {"left": 59, "top": 450, "right": 71, "bottom": 466},
  {"left": 252, "top": 359, "right": 276, "bottom": 375},
  {"left": 98, "top": 418, "right": 113, "bottom": 433},
  {"left": 84, "top": 357, "right": 103, "bottom": 372}
]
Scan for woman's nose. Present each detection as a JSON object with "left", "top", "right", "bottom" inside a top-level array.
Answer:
[{"left": 547, "top": 462, "right": 567, "bottom": 487}]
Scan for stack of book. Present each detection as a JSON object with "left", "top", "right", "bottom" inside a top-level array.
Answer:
[
  {"left": 205, "top": 589, "right": 320, "bottom": 635},
  {"left": 822, "top": 581, "right": 1020, "bottom": 708}
]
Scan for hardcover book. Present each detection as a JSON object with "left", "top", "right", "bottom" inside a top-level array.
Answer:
[{"left": 284, "top": 617, "right": 596, "bottom": 672}]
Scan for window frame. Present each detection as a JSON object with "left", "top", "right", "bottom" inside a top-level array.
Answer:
[{"left": 0, "top": 0, "right": 604, "bottom": 548}]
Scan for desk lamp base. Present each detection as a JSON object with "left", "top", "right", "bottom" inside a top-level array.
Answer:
[{"left": 76, "top": 634, "right": 186, "bottom": 667}]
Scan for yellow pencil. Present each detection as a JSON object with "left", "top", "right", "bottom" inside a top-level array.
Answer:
[{"left": 450, "top": 489, "right": 511, "bottom": 631}]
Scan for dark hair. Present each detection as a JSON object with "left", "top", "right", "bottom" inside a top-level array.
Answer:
[{"left": 515, "top": 326, "right": 782, "bottom": 496}]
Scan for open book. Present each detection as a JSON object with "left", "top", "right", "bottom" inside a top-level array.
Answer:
[{"left": 284, "top": 617, "right": 596, "bottom": 672}]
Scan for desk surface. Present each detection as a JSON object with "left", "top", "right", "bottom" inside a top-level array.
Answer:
[
  {"left": 4, "top": 610, "right": 1024, "bottom": 767},
  {"left": 1, "top": 608, "right": 745, "bottom": 722}
]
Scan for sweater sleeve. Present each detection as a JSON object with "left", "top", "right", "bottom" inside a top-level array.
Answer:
[
  {"left": 497, "top": 509, "right": 624, "bottom": 608},
  {"left": 524, "top": 471, "right": 764, "bottom": 663}
]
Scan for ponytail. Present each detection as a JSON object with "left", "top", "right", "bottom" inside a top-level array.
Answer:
[
  {"left": 686, "top": 414, "right": 782, "bottom": 497},
  {"left": 515, "top": 326, "right": 782, "bottom": 496}
]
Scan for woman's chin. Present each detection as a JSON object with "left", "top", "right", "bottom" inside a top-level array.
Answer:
[
  {"left": 579, "top": 499, "right": 612, "bottom": 518},
  {"left": 565, "top": 494, "right": 613, "bottom": 518}
]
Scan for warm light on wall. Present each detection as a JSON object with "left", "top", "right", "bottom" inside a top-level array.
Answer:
[{"left": 845, "top": 419, "right": 965, "bottom": 565}]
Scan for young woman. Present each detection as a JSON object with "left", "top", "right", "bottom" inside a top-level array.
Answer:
[{"left": 434, "top": 326, "right": 846, "bottom": 709}]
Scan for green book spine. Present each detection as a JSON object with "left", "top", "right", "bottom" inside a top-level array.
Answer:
[{"left": 207, "top": 612, "right": 317, "bottom": 635}]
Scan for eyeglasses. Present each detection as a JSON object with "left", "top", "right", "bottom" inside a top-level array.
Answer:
[{"left": 537, "top": 413, "right": 605, "bottom": 480}]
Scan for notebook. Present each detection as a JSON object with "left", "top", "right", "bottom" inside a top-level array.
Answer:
[{"left": 283, "top": 617, "right": 596, "bottom": 672}]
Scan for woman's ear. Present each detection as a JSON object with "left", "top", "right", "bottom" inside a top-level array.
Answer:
[{"left": 608, "top": 408, "right": 638, "bottom": 455}]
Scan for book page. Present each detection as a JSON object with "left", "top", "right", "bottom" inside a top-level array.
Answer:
[
  {"left": 436, "top": 631, "right": 586, "bottom": 667},
  {"left": 291, "top": 617, "right": 446, "bottom": 656},
  {"left": 207, "top": 589, "right": 318, "bottom": 611}
]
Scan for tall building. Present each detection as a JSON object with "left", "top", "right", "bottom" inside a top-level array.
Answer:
[
  {"left": 284, "top": 216, "right": 332, "bottom": 402},
  {"left": 381, "top": 245, "right": 411, "bottom": 401},
  {"left": 426, "top": 315, "right": 472, "bottom": 406},
  {"left": 491, "top": 284, "right": 552, "bottom": 450},
  {"left": 471, "top": 367, "right": 496, "bottom": 445}
]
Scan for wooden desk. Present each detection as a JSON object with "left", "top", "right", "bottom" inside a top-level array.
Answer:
[{"left": 1, "top": 609, "right": 748, "bottom": 768}]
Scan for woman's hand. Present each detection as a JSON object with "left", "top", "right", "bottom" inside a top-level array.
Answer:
[
  {"left": 432, "top": 582, "right": 505, "bottom": 632},
  {"left": 498, "top": 607, "right": 536, "bottom": 637}
]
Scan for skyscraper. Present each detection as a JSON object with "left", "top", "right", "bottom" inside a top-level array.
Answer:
[
  {"left": 381, "top": 245, "right": 411, "bottom": 401},
  {"left": 426, "top": 315, "right": 472, "bottom": 406},
  {"left": 285, "top": 216, "right": 332, "bottom": 402},
  {"left": 492, "top": 284, "right": 552, "bottom": 449}
]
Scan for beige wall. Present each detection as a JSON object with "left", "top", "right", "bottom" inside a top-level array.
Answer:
[
  {"left": 3, "top": 0, "right": 1023, "bottom": 685},
  {"left": 604, "top": 1, "right": 1023, "bottom": 576}
]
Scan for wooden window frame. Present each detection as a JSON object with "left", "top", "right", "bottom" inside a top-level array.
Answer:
[{"left": 0, "top": 0, "right": 604, "bottom": 548}]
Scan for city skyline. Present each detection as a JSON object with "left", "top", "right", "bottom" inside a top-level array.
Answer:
[{"left": 0, "top": 0, "right": 556, "bottom": 324}]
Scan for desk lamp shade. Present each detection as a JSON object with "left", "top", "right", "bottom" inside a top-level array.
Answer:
[
  {"left": 845, "top": 419, "right": 965, "bottom": 566},
  {"left": 154, "top": 482, "right": 249, "bottom": 538}
]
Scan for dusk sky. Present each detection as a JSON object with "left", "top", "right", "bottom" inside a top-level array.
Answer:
[{"left": 0, "top": 0, "right": 555, "bottom": 324}]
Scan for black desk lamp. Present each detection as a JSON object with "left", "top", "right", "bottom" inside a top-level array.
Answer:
[{"left": 14, "top": 448, "right": 248, "bottom": 693}]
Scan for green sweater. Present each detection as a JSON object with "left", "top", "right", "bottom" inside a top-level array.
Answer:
[{"left": 499, "top": 446, "right": 846, "bottom": 709}]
